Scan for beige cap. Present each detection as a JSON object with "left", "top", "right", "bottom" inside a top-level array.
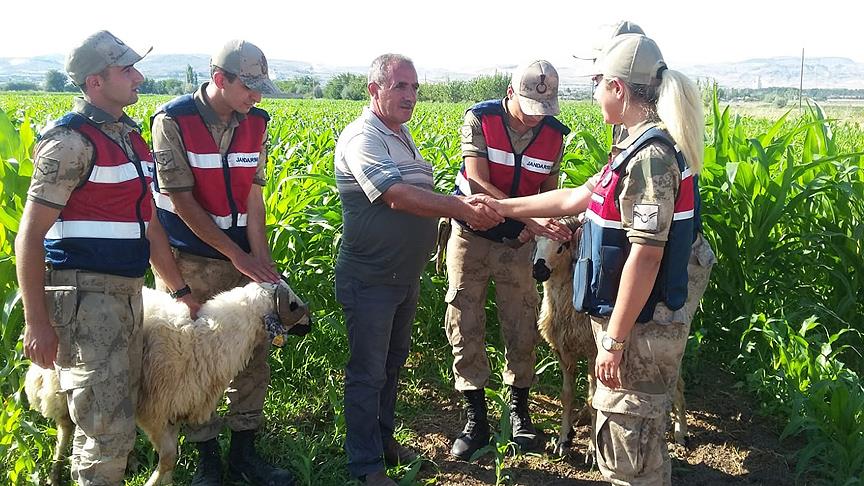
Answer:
[
  {"left": 593, "top": 34, "right": 666, "bottom": 86},
  {"left": 65, "top": 31, "right": 151, "bottom": 86},
  {"left": 511, "top": 60, "right": 559, "bottom": 116},
  {"left": 211, "top": 40, "right": 280, "bottom": 94},
  {"left": 609, "top": 20, "right": 645, "bottom": 38}
]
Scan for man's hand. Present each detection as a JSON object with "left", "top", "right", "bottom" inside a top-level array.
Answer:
[
  {"left": 595, "top": 346, "right": 623, "bottom": 389},
  {"left": 231, "top": 252, "right": 280, "bottom": 283},
  {"left": 24, "top": 321, "right": 58, "bottom": 369},
  {"left": 521, "top": 217, "right": 572, "bottom": 242},
  {"left": 460, "top": 195, "right": 504, "bottom": 231}
]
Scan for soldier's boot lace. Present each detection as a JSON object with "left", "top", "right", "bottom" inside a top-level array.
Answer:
[
  {"left": 510, "top": 385, "right": 540, "bottom": 451},
  {"left": 191, "top": 438, "right": 223, "bottom": 486},
  {"left": 227, "top": 429, "right": 296, "bottom": 485},
  {"left": 451, "top": 389, "right": 490, "bottom": 460}
]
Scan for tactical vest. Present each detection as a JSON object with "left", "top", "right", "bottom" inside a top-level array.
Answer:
[
  {"left": 573, "top": 127, "right": 700, "bottom": 323},
  {"left": 152, "top": 94, "right": 269, "bottom": 259},
  {"left": 454, "top": 100, "right": 569, "bottom": 242},
  {"left": 43, "top": 113, "right": 154, "bottom": 278}
]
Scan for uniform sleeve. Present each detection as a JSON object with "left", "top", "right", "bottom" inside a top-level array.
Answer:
[
  {"left": 151, "top": 113, "right": 195, "bottom": 192},
  {"left": 26, "top": 128, "right": 92, "bottom": 209},
  {"left": 617, "top": 143, "right": 680, "bottom": 246},
  {"left": 460, "top": 110, "right": 487, "bottom": 159},
  {"left": 342, "top": 131, "right": 403, "bottom": 203},
  {"left": 253, "top": 129, "right": 267, "bottom": 186}
]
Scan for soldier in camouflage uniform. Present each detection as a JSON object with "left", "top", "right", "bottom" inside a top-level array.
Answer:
[
  {"left": 149, "top": 40, "right": 295, "bottom": 486},
  {"left": 16, "top": 31, "right": 196, "bottom": 486},
  {"left": 445, "top": 60, "right": 572, "bottom": 460},
  {"left": 486, "top": 34, "right": 716, "bottom": 485}
]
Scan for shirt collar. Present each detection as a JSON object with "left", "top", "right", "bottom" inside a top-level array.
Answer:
[
  {"left": 363, "top": 106, "right": 407, "bottom": 137},
  {"left": 72, "top": 97, "right": 138, "bottom": 129},
  {"left": 193, "top": 82, "right": 244, "bottom": 128},
  {"left": 613, "top": 119, "right": 661, "bottom": 151}
]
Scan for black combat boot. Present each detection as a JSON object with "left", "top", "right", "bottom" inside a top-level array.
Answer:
[
  {"left": 227, "top": 429, "right": 296, "bottom": 485},
  {"left": 450, "top": 389, "right": 491, "bottom": 460},
  {"left": 510, "top": 385, "right": 540, "bottom": 450},
  {"left": 190, "top": 438, "right": 223, "bottom": 486}
]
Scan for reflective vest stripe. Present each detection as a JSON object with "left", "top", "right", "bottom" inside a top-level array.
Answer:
[
  {"left": 87, "top": 161, "right": 151, "bottom": 184},
  {"left": 487, "top": 147, "right": 515, "bottom": 167},
  {"left": 455, "top": 170, "right": 472, "bottom": 195},
  {"left": 153, "top": 191, "right": 248, "bottom": 229},
  {"left": 46, "top": 220, "right": 148, "bottom": 239},
  {"left": 585, "top": 209, "right": 623, "bottom": 229},
  {"left": 187, "top": 152, "right": 261, "bottom": 169},
  {"left": 521, "top": 154, "right": 556, "bottom": 174}
]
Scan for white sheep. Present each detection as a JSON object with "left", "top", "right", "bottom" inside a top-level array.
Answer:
[
  {"left": 533, "top": 217, "right": 687, "bottom": 456},
  {"left": 25, "top": 279, "right": 310, "bottom": 486}
]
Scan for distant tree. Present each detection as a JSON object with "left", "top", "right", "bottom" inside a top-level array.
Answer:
[
  {"left": 185, "top": 65, "right": 198, "bottom": 86},
  {"left": 466, "top": 72, "right": 511, "bottom": 102},
  {"left": 2, "top": 81, "right": 40, "bottom": 91},
  {"left": 44, "top": 70, "right": 68, "bottom": 92},
  {"left": 275, "top": 75, "right": 322, "bottom": 98},
  {"left": 323, "top": 73, "right": 367, "bottom": 100},
  {"left": 139, "top": 78, "right": 159, "bottom": 94},
  {"left": 158, "top": 78, "right": 186, "bottom": 95}
]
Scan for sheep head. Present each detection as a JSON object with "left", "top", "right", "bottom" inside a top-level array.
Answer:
[
  {"left": 532, "top": 215, "right": 583, "bottom": 282},
  {"left": 256, "top": 278, "right": 311, "bottom": 347}
]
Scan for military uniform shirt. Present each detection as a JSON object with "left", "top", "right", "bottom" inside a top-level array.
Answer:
[
  {"left": 151, "top": 82, "right": 267, "bottom": 193},
  {"left": 28, "top": 98, "right": 142, "bottom": 208},
  {"left": 611, "top": 120, "right": 680, "bottom": 247}
]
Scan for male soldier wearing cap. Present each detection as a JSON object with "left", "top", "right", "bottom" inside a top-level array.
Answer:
[
  {"left": 445, "top": 60, "right": 572, "bottom": 460},
  {"left": 16, "top": 30, "right": 197, "bottom": 485},
  {"left": 150, "top": 40, "right": 294, "bottom": 485}
]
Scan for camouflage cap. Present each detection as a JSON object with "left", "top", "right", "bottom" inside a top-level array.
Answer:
[
  {"left": 574, "top": 20, "right": 646, "bottom": 63},
  {"left": 593, "top": 34, "right": 666, "bottom": 86},
  {"left": 511, "top": 60, "right": 560, "bottom": 116},
  {"left": 211, "top": 40, "right": 280, "bottom": 94},
  {"left": 65, "top": 31, "right": 151, "bottom": 86}
]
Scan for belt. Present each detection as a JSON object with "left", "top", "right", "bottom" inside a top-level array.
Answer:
[{"left": 47, "top": 268, "right": 144, "bottom": 295}]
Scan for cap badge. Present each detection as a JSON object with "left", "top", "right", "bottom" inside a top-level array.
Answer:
[{"left": 535, "top": 74, "right": 547, "bottom": 94}]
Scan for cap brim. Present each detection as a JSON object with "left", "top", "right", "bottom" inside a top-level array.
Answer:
[
  {"left": 518, "top": 94, "right": 559, "bottom": 116},
  {"left": 115, "top": 45, "right": 151, "bottom": 67},
  {"left": 242, "top": 75, "right": 281, "bottom": 95}
]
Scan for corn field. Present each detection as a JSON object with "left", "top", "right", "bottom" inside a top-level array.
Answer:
[{"left": 0, "top": 92, "right": 862, "bottom": 485}]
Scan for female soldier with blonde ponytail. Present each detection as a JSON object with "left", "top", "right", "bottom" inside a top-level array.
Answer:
[{"left": 485, "top": 34, "right": 716, "bottom": 484}]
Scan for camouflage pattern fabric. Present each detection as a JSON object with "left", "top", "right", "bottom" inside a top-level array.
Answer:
[
  {"left": 48, "top": 269, "right": 144, "bottom": 486},
  {"left": 590, "top": 234, "right": 715, "bottom": 485},
  {"left": 444, "top": 223, "right": 540, "bottom": 391}
]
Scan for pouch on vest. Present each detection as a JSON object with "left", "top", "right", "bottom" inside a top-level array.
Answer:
[{"left": 572, "top": 223, "right": 592, "bottom": 312}]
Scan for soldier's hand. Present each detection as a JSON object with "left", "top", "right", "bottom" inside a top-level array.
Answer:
[
  {"left": 596, "top": 347, "right": 623, "bottom": 389},
  {"left": 23, "top": 321, "right": 58, "bottom": 369},
  {"left": 522, "top": 217, "right": 571, "bottom": 242},
  {"left": 178, "top": 295, "right": 201, "bottom": 319},
  {"left": 461, "top": 195, "right": 504, "bottom": 231},
  {"left": 231, "top": 252, "right": 280, "bottom": 284}
]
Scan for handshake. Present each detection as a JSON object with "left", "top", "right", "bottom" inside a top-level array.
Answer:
[{"left": 456, "top": 194, "right": 571, "bottom": 242}]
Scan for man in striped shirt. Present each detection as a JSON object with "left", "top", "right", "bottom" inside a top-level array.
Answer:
[{"left": 335, "top": 53, "right": 502, "bottom": 486}]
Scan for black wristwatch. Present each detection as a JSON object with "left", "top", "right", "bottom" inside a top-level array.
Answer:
[{"left": 169, "top": 284, "right": 192, "bottom": 299}]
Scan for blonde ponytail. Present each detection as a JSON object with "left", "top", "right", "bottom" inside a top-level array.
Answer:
[{"left": 656, "top": 69, "right": 704, "bottom": 174}]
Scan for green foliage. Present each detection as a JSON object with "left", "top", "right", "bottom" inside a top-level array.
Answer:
[
  {"left": 419, "top": 72, "right": 511, "bottom": 103},
  {"left": 1, "top": 81, "right": 40, "bottom": 92},
  {"left": 43, "top": 70, "right": 69, "bottom": 92},
  {"left": 275, "top": 76, "right": 323, "bottom": 99},
  {"left": 323, "top": 73, "right": 367, "bottom": 101}
]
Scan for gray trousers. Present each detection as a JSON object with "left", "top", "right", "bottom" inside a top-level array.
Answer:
[{"left": 336, "top": 274, "right": 418, "bottom": 478}]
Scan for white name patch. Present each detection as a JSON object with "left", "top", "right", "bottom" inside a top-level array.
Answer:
[{"left": 632, "top": 204, "right": 660, "bottom": 232}]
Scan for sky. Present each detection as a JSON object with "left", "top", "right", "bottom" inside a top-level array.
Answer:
[{"left": 4, "top": 0, "right": 860, "bottom": 71}]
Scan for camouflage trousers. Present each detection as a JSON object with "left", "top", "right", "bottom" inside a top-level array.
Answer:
[
  {"left": 591, "top": 234, "right": 716, "bottom": 485},
  {"left": 48, "top": 269, "right": 144, "bottom": 486},
  {"left": 444, "top": 223, "right": 540, "bottom": 391},
  {"left": 155, "top": 250, "right": 271, "bottom": 441}
]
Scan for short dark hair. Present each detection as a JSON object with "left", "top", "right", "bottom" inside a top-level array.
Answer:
[{"left": 211, "top": 66, "right": 237, "bottom": 83}]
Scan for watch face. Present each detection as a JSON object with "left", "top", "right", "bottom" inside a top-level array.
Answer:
[{"left": 602, "top": 336, "right": 613, "bottom": 351}]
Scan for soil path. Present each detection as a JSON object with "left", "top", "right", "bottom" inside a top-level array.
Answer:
[{"left": 405, "top": 366, "right": 796, "bottom": 485}]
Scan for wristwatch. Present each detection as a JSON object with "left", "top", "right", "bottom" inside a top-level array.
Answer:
[
  {"left": 601, "top": 334, "right": 626, "bottom": 352},
  {"left": 169, "top": 284, "right": 192, "bottom": 299}
]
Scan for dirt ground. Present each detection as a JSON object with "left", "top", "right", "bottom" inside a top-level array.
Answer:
[{"left": 406, "top": 366, "right": 797, "bottom": 485}]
